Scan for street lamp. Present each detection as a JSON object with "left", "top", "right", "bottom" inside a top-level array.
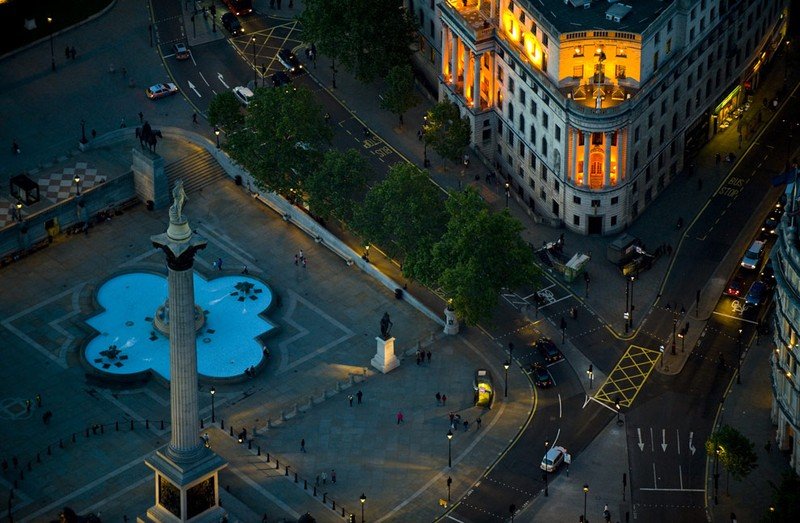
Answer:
[
  {"left": 587, "top": 364, "right": 593, "bottom": 389},
  {"left": 678, "top": 329, "right": 685, "bottom": 352},
  {"left": 736, "top": 328, "right": 743, "bottom": 384},
  {"left": 214, "top": 127, "right": 221, "bottom": 148},
  {"left": 583, "top": 484, "right": 589, "bottom": 521},
  {"left": 251, "top": 37, "right": 257, "bottom": 87},
  {"left": 48, "top": 17, "right": 55, "bottom": 72},
  {"left": 503, "top": 360, "right": 510, "bottom": 398},
  {"left": 504, "top": 182, "right": 510, "bottom": 207},
  {"left": 447, "top": 429, "right": 453, "bottom": 467},
  {"left": 615, "top": 397, "right": 622, "bottom": 426},
  {"left": 74, "top": 175, "right": 81, "bottom": 196},
  {"left": 626, "top": 275, "right": 635, "bottom": 332},
  {"left": 359, "top": 493, "right": 366, "bottom": 523},
  {"left": 671, "top": 317, "right": 678, "bottom": 355},
  {"left": 543, "top": 440, "right": 550, "bottom": 496},
  {"left": 80, "top": 119, "right": 88, "bottom": 144},
  {"left": 210, "top": 386, "right": 216, "bottom": 423},
  {"left": 15, "top": 202, "right": 23, "bottom": 223},
  {"left": 713, "top": 446, "right": 720, "bottom": 505},
  {"left": 446, "top": 476, "right": 452, "bottom": 502}
]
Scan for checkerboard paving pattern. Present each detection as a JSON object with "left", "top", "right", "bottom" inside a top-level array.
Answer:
[
  {"left": 37, "top": 162, "right": 105, "bottom": 204},
  {"left": 0, "top": 196, "right": 17, "bottom": 229}
]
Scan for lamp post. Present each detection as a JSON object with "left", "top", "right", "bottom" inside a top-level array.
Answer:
[
  {"left": 446, "top": 476, "right": 452, "bottom": 502},
  {"left": 252, "top": 37, "right": 257, "bottom": 87},
  {"left": 447, "top": 429, "right": 453, "bottom": 467},
  {"left": 504, "top": 182, "right": 510, "bottom": 207},
  {"left": 736, "top": 328, "right": 743, "bottom": 384},
  {"left": 543, "top": 440, "right": 550, "bottom": 496},
  {"left": 214, "top": 127, "right": 221, "bottom": 148},
  {"left": 615, "top": 397, "right": 622, "bottom": 425},
  {"left": 74, "top": 175, "right": 81, "bottom": 196},
  {"left": 15, "top": 202, "right": 23, "bottom": 223},
  {"left": 48, "top": 17, "right": 55, "bottom": 72},
  {"left": 422, "top": 115, "right": 429, "bottom": 167},
  {"left": 359, "top": 493, "right": 366, "bottom": 523},
  {"left": 587, "top": 364, "right": 593, "bottom": 389},
  {"left": 629, "top": 276, "right": 635, "bottom": 330},
  {"left": 210, "top": 386, "right": 216, "bottom": 423},
  {"left": 503, "top": 361, "right": 510, "bottom": 398},
  {"left": 583, "top": 484, "right": 589, "bottom": 521},
  {"left": 80, "top": 119, "right": 88, "bottom": 144},
  {"left": 671, "top": 317, "right": 677, "bottom": 355},
  {"left": 713, "top": 446, "right": 720, "bottom": 505},
  {"left": 678, "top": 329, "right": 685, "bottom": 352}
]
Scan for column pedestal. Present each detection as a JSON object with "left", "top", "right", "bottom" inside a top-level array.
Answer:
[
  {"left": 444, "top": 308, "right": 459, "bottom": 335},
  {"left": 371, "top": 337, "right": 400, "bottom": 374}
]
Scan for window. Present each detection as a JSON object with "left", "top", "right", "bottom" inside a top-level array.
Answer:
[
  {"left": 531, "top": 101, "right": 537, "bottom": 116},
  {"left": 653, "top": 51, "right": 659, "bottom": 70},
  {"left": 645, "top": 166, "right": 651, "bottom": 182},
  {"left": 690, "top": 7, "right": 696, "bottom": 20},
  {"left": 647, "top": 113, "right": 654, "bottom": 127},
  {"left": 573, "top": 214, "right": 580, "bottom": 226},
  {"left": 519, "top": 89, "right": 526, "bottom": 105},
  {"left": 666, "top": 39, "right": 672, "bottom": 54},
  {"left": 541, "top": 164, "right": 547, "bottom": 181},
  {"left": 552, "top": 200, "right": 559, "bottom": 216},
  {"left": 554, "top": 180, "right": 560, "bottom": 193},
  {"left": 591, "top": 199, "right": 601, "bottom": 207},
  {"left": 429, "top": 20, "right": 434, "bottom": 38},
  {"left": 542, "top": 34, "right": 549, "bottom": 47},
  {"left": 530, "top": 125, "right": 536, "bottom": 143},
  {"left": 632, "top": 181, "right": 637, "bottom": 193},
  {"left": 540, "top": 189, "right": 546, "bottom": 200},
  {"left": 633, "top": 152, "right": 639, "bottom": 169},
  {"left": 611, "top": 196, "right": 619, "bottom": 205},
  {"left": 615, "top": 65, "right": 626, "bottom": 78},
  {"left": 508, "top": 102, "right": 514, "bottom": 122},
  {"left": 498, "top": 67, "right": 504, "bottom": 84},
  {"left": 611, "top": 215, "right": 617, "bottom": 226},
  {"left": 542, "top": 113, "right": 549, "bottom": 129},
  {"left": 541, "top": 137, "right": 548, "bottom": 157},
  {"left": 573, "top": 65, "right": 584, "bottom": 78},
  {"left": 673, "top": 87, "right": 680, "bottom": 103},
  {"left": 529, "top": 153, "right": 536, "bottom": 168},
  {"left": 672, "top": 113, "right": 678, "bottom": 132},
  {"left": 634, "top": 126, "right": 640, "bottom": 141},
  {"left": 661, "top": 99, "right": 667, "bottom": 115},
  {"left": 418, "top": 9, "right": 424, "bottom": 27},
  {"left": 555, "top": 126, "right": 561, "bottom": 142},
  {"left": 519, "top": 142, "right": 525, "bottom": 157},
  {"left": 690, "top": 28, "right": 695, "bottom": 42},
  {"left": 659, "top": 126, "right": 665, "bottom": 144},
  {"left": 519, "top": 114, "right": 525, "bottom": 133},
  {"left": 668, "top": 19, "right": 673, "bottom": 32},
  {"left": 647, "top": 139, "right": 652, "bottom": 155},
  {"left": 508, "top": 132, "right": 514, "bottom": 147},
  {"left": 482, "top": 128, "right": 491, "bottom": 142},
  {"left": 573, "top": 195, "right": 582, "bottom": 204},
  {"left": 509, "top": 78, "right": 515, "bottom": 93}
]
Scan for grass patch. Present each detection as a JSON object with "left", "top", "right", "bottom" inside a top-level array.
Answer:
[{"left": 0, "top": 0, "right": 114, "bottom": 56}]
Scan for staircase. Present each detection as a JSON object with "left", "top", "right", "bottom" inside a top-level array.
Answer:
[{"left": 165, "top": 150, "right": 228, "bottom": 193}]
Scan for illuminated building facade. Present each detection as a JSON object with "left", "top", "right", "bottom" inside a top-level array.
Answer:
[
  {"left": 770, "top": 215, "right": 800, "bottom": 474},
  {"left": 434, "top": 0, "right": 789, "bottom": 234}
]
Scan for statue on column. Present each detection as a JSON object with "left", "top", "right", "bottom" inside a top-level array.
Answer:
[
  {"left": 380, "top": 312, "right": 393, "bottom": 340},
  {"left": 169, "top": 181, "right": 187, "bottom": 224}
]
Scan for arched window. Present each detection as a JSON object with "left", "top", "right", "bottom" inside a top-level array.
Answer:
[
  {"left": 589, "top": 152, "right": 604, "bottom": 188},
  {"left": 647, "top": 138, "right": 652, "bottom": 156},
  {"left": 672, "top": 113, "right": 678, "bottom": 133},
  {"left": 659, "top": 126, "right": 665, "bottom": 144}
]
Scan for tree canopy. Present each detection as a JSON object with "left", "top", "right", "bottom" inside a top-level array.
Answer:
[
  {"left": 207, "top": 91, "right": 244, "bottom": 131},
  {"left": 706, "top": 425, "right": 758, "bottom": 482},
  {"left": 305, "top": 149, "right": 369, "bottom": 223},
  {"left": 300, "top": 0, "right": 417, "bottom": 83},
  {"left": 432, "top": 188, "right": 538, "bottom": 324},
  {"left": 224, "top": 86, "right": 332, "bottom": 196},
  {"left": 423, "top": 101, "right": 472, "bottom": 164},
  {"left": 381, "top": 65, "right": 418, "bottom": 126}
]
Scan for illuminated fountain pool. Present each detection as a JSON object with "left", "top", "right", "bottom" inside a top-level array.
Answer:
[{"left": 83, "top": 272, "right": 276, "bottom": 380}]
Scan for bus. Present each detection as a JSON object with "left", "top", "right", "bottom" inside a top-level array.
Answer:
[{"left": 224, "top": 0, "right": 253, "bottom": 16}]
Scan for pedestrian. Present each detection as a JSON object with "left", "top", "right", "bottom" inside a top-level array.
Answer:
[
  {"left": 91, "top": 129, "right": 97, "bottom": 139},
  {"left": 454, "top": 413, "right": 461, "bottom": 430},
  {"left": 565, "top": 453, "right": 571, "bottom": 475},
  {"left": 300, "top": 438, "right": 306, "bottom": 452},
  {"left": 442, "top": 394, "right": 447, "bottom": 406},
  {"left": 449, "top": 412, "right": 455, "bottom": 425},
  {"left": 729, "top": 513, "right": 737, "bottom": 523},
  {"left": 294, "top": 254, "right": 299, "bottom": 265},
  {"left": 122, "top": 67, "right": 127, "bottom": 77},
  {"left": 436, "top": 392, "right": 441, "bottom": 405},
  {"left": 321, "top": 471, "right": 327, "bottom": 484},
  {"left": 463, "top": 419, "right": 469, "bottom": 431},
  {"left": 298, "top": 249, "right": 304, "bottom": 262},
  {"left": 715, "top": 152, "right": 721, "bottom": 165},
  {"left": 396, "top": 411, "right": 404, "bottom": 424},
  {"left": 302, "top": 257, "right": 307, "bottom": 268},
  {"left": 65, "top": 46, "right": 71, "bottom": 59},
  {"left": 331, "top": 469, "right": 336, "bottom": 483},
  {"left": 242, "top": 265, "right": 249, "bottom": 274},
  {"left": 11, "top": 140, "right": 20, "bottom": 154},
  {"left": 25, "top": 399, "right": 31, "bottom": 412},
  {"left": 417, "top": 129, "right": 423, "bottom": 141},
  {"left": 426, "top": 350, "right": 431, "bottom": 363},
  {"left": 70, "top": 46, "right": 76, "bottom": 60},
  {"left": 324, "top": 113, "right": 330, "bottom": 124},
  {"left": 138, "top": 111, "right": 144, "bottom": 124},
  {"left": 603, "top": 505, "right": 611, "bottom": 522},
  {"left": 356, "top": 390, "right": 363, "bottom": 404},
  {"left": 192, "top": 112, "right": 198, "bottom": 124},
  {"left": 416, "top": 354, "right": 421, "bottom": 365},
  {"left": 217, "top": 257, "right": 223, "bottom": 270},
  {"left": 35, "top": 393, "right": 42, "bottom": 407},
  {"left": 120, "top": 118, "right": 126, "bottom": 128},
  {"left": 476, "top": 417, "right": 481, "bottom": 429},
  {"left": 315, "top": 475, "right": 320, "bottom": 486},
  {"left": 348, "top": 394, "right": 354, "bottom": 406}
]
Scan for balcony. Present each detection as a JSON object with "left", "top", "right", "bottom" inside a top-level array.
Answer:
[
  {"left": 560, "top": 74, "right": 638, "bottom": 110},
  {"left": 440, "top": 0, "right": 495, "bottom": 43}
]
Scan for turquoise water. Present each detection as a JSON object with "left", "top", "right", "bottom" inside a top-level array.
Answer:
[{"left": 84, "top": 272, "right": 275, "bottom": 379}]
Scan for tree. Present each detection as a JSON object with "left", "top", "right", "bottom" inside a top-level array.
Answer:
[
  {"left": 431, "top": 188, "right": 538, "bottom": 324},
  {"left": 762, "top": 471, "right": 800, "bottom": 522},
  {"left": 706, "top": 425, "right": 758, "bottom": 494},
  {"left": 381, "top": 65, "right": 418, "bottom": 127},
  {"left": 305, "top": 149, "right": 369, "bottom": 223},
  {"left": 301, "top": 0, "right": 417, "bottom": 83},
  {"left": 423, "top": 101, "right": 471, "bottom": 165},
  {"left": 225, "top": 86, "right": 332, "bottom": 196},
  {"left": 352, "top": 162, "right": 447, "bottom": 282},
  {"left": 207, "top": 91, "right": 244, "bottom": 131}
]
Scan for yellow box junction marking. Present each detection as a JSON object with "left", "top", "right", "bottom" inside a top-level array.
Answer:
[{"left": 594, "top": 345, "right": 662, "bottom": 408}]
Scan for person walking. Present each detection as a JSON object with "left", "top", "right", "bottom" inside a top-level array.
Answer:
[
  {"left": 442, "top": 394, "right": 447, "bottom": 406},
  {"left": 426, "top": 350, "right": 431, "bottom": 363},
  {"left": 331, "top": 469, "right": 336, "bottom": 483},
  {"left": 348, "top": 395, "right": 354, "bottom": 406},
  {"left": 294, "top": 254, "right": 299, "bottom": 265},
  {"left": 436, "top": 392, "right": 441, "bottom": 405},
  {"left": 217, "top": 257, "right": 223, "bottom": 270},
  {"left": 192, "top": 112, "right": 198, "bottom": 125},
  {"left": 356, "top": 390, "right": 363, "bottom": 404},
  {"left": 138, "top": 111, "right": 144, "bottom": 124},
  {"left": 476, "top": 417, "right": 481, "bottom": 430},
  {"left": 25, "top": 399, "right": 31, "bottom": 413},
  {"left": 300, "top": 438, "right": 306, "bottom": 453},
  {"left": 35, "top": 393, "right": 42, "bottom": 407},
  {"left": 463, "top": 419, "right": 469, "bottom": 431},
  {"left": 120, "top": 117, "right": 126, "bottom": 128},
  {"left": 396, "top": 411, "right": 404, "bottom": 424},
  {"left": 321, "top": 471, "right": 327, "bottom": 484}
]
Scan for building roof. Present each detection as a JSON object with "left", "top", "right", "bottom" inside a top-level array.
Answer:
[{"left": 524, "top": 0, "right": 673, "bottom": 35}]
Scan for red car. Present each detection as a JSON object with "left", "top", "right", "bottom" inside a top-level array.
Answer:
[{"left": 724, "top": 276, "right": 746, "bottom": 297}]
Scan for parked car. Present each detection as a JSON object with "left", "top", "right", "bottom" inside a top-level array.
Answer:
[
  {"left": 724, "top": 276, "right": 746, "bottom": 297},
  {"left": 232, "top": 86, "right": 254, "bottom": 106},
  {"left": 221, "top": 12, "right": 243, "bottom": 35},
  {"left": 761, "top": 259, "right": 775, "bottom": 287},
  {"left": 745, "top": 280, "right": 768, "bottom": 307},
  {"left": 740, "top": 240, "right": 765, "bottom": 270},
  {"left": 278, "top": 48, "right": 304, "bottom": 75},
  {"left": 531, "top": 363, "right": 553, "bottom": 388},
  {"left": 145, "top": 83, "right": 179, "bottom": 100},
  {"left": 762, "top": 216, "right": 779, "bottom": 236},
  {"left": 540, "top": 445, "right": 567, "bottom": 472},
  {"left": 473, "top": 369, "right": 494, "bottom": 408},
  {"left": 271, "top": 71, "right": 292, "bottom": 88},
  {"left": 535, "top": 337, "right": 563, "bottom": 363},
  {"left": 173, "top": 42, "right": 190, "bottom": 60}
]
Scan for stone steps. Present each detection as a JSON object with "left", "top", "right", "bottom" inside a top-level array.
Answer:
[{"left": 165, "top": 150, "right": 227, "bottom": 194}]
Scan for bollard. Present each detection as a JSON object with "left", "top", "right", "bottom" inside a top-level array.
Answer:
[
  {"left": 161, "top": 420, "right": 164, "bottom": 430},
  {"left": 229, "top": 426, "right": 234, "bottom": 437},
  {"left": 72, "top": 433, "right": 76, "bottom": 443},
  {"left": 332, "top": 500, "right": 336, "bottom": 511},
  {"left": 304, "top": 479, "right": 307, "bottom": 490},
  {"left": 47, "top": 445, "right": 51, "bottom": 456},
  {"left": 276, "top": 460, "right": 280, "bottom": 470},
  {"left": 266, "top": 452, "right": 270, "bottom": 462},
  {"left": 130, "top": 419, "right": 134, "bottom": 430},
  {"left": 220, "top": 419, "right": 225, "bottom": 430},
  {"left": 115, "top": 421, "right": 119, "bottom": 431},
  {"left": 285, "top": 465, "right": 289, "bottom": 476},
  {"left": 146, "top": 419, "right": 149, "bottom": 429},
  {"left": 323, "top": 493, "right": 327, "bottom": 503},
  {"left": 342, "top": 508, "right": 345, "bottom": 517},
  {"left": 294, "top": 472, "right": 298, "bottom": 483},
  {"left": 36, "top": 453, "right": 40, "bottom": 464},
  {"left": 200, "top": 418, "right": 204, "bottom": 428},
  {"left": 248, "top": 439, "right": 252, "bottom": 450},
  {"left": 257, "top": 445, "right": 261, "bottom": 456}
]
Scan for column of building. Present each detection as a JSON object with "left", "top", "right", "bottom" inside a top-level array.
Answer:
[
  {"left": 473, "top": 51, "right": 482, "bottom": 109},
  {"left": 582, "top": 130, "right": 590, "bottom": 187},
  {"left": 604, "top": 131, "right": 612, "bottom": 186}
]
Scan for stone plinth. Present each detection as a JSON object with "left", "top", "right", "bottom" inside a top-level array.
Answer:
[
  {"left": 132, "top": 148, "right": 168, "bottom": 209},
  {"left": 444, "top": 307, "right": 459, "bottom": 335},
  {"left": 371, "top": 336, "right": 400, "bottom": 374}
]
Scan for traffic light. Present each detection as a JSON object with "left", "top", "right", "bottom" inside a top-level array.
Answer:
[{"left": 349, "top": 514, "right": 355, "bottom": 523}]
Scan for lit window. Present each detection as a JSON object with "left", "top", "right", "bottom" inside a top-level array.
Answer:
[{"left": 574, "top": 46, "right": 583, "bottom": 56}]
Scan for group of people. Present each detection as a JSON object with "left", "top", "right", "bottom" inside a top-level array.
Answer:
[
  {"left": 415, "top": 348, "right": 431, "bottom": 365},
  {"left": 448, "top": 411, "right": 480, "bottom": 431},
  {"left": 64, "top": 45, "right": 77, "bottom": 61},
  {"left": 244, "top": 365, "right": 256, "bottom": 378}
]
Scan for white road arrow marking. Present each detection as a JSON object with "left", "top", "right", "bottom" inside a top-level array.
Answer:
[
  {"left": 689, "top": 431, "right": 696, "bottom": 455},
  {"left": 187, "top": 81, "right": 201, "bottom": 98},
  {"left": 637, "top": 428, "right": 644, "bottom": 451},
  {"left": 661, "top": 428, "right": 668, "bottom": 452},
  {"left": 217, "top": 73, "right": 229, "bottom": 89}
]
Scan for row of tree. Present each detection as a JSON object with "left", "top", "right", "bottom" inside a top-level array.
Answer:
[{"left": 207, "top": 84, "right": 538, "bottom": 324}]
